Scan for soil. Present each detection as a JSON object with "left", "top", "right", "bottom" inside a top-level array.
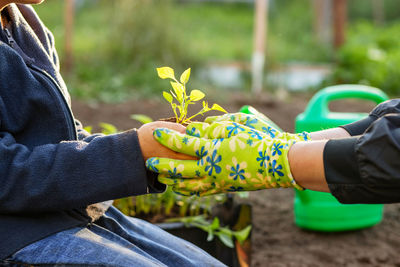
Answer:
[{"left": 72, "top": 93, "right": 400, "bottom": 267}]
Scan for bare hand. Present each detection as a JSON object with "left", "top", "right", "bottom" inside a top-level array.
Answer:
[{"left": 137, "top": 121, "right": 197, "bottom": 161}]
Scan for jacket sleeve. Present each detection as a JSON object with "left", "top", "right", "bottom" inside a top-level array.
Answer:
[
  {"left": 324, "top": 113, "right": 400, "bottom": 204},
  {"left": 341, "top": 99, "right": 400, "bottom": 136},
  {"left": 74, "top": 119, "right": 165, "bottom": 193},
  {"left": 0, "top": 128, "right": 164, "bottom": 214},
  {"left": 75, "top": 119, "right": 104, "bottom": 142}
]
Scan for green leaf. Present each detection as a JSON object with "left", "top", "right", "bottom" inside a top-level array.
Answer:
[
  {"left": 162, "top": 91, "right": 173, "bottom": 103},
  {"left": 166, "top": 215, "right": 207, "bottom": 224},
  {"left": 170, "top": 82, "right": 184, "bottom": 102},
  {"left": 157, "top": 67, "right": 175, "bottom": 80},
  {"left": 189, "top": 90, "right": 205, "bottom": 102},
  {"left": 219, "top": 226, "right": 233, "bottom": 235},
  {"left": 130, "top": 114, "right": 154, "bottom": 124},
  {"left": 83, "top": 126, "right": 93, "bottom": 134},
  {"left": 211, "top": 103, "right": 227, "bottom": 113},
  {"left": 207, "top": 230, "right": 214, "bottom": 242},
  {"left": 180, "top": 68, "right": 191, "bottom": 84},
  {"left": 190, "top": 215, "right": 209, "bottom": 225},
  {"left": 99, "top": 122, "right": 118, "bottom": 135},
  {"left": 210, "top": 217, "right": 220, "bottom": 230},
  {"left": 233, "top": 225, "right": 252, "bottom": 244},
  {"left": 216, "top": 232, "right": 234, "bottom": 248}
]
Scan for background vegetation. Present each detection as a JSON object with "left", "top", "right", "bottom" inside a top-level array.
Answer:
[{"left": 35, "top": 0, "right": 400, "bottom": 102}]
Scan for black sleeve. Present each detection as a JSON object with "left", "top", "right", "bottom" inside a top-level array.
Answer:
[
  {"left": 324, "top": 113, "right": 400, "bottom": 204},
  {"left": 341, "top": 99, "right": 400, "bottom": 136}
]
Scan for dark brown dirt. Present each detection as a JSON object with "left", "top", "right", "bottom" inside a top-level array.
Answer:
[{"left": 72, "top": 93, "right": 399, "bottom": 267}]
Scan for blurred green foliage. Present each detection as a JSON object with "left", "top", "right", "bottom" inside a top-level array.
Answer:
[
  {"left": 268, "top": 0, "right": 333, "bottom": 64},
  {"left": 34, "top": 0, "right": 333, "bottom": 102},
  {"left": 329, "top": 22, "right": 400, "bottom": 95},
  {"left": 35, "top": 0, "right": 400, "bottom": 101},
  {"left": 348, "top": 0, "right": 400, "bottom": 23}
]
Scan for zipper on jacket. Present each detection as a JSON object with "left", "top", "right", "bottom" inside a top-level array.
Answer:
[
  {"left": 2, "top": 26, "right": 35, "bottom": 65},
  {"left": 29, "top": 65, "right": 77, "bottom": 140},
  {"left": 3, "top": 28, "right": 14, "bottom": 48},
  {"left": 2, "top": 26, "right": 76, "bottom": 140}
]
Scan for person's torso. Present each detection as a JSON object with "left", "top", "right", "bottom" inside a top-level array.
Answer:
[
  {"left": 0, "top": 4, "right": 77, "bottom": 148},
  {"left": 0, "top": 4, "right": 90, "bottom": 260}
]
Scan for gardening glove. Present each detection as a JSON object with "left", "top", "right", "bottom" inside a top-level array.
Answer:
[
  {"left": 204, "top": 112, "right": 311, "bottom": 141},
  {"left": 146, "top": 122, "right": 305, "bottom": 197}
]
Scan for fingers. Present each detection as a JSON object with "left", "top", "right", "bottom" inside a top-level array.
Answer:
[
  {"left": 186, "top": 121, "right": 249, "bottom": 139},
  {"left": 153, "top": 128, "right": 210, "bottom": 157},
  {"left": 205, "top": 112, "right": 284, "bottom": 135},
  {"left": 139, "top": 121, "right": 187, "bottom": 134},
  {"left": 157, "top": 172, "right": 217, "bottom": 194},
  {"left": 172, "top": 187, "right": 222, "bottom": 197},
  {"left": 185, "top": 122, "right": 209, "bottom": 137},
  {"left": 170, "top": 189, "right": 193, "bottom": 197},
  {"left": 148, "top": 157, "right": 206, "bottom": 178},
  {"left": 157, "top": 173, "right": 178, "bottom": 186},
  {"left": 157, "top": 177, "right": 207, "bottom": 196},
  {"left": 205, "top": 113, "right": 242, "bottom": 124},
  {"left": 172, "top": 188, "right": 205, "bottom": 197},
  {"left": 138, "top": 121, "right": 196, "bottom": 160}
]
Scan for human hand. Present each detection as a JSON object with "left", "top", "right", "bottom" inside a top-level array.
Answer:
[
  {"left": 204, "top": 112, "right": 311, "bottom": 141},
  {"left": 137, "top": 121, "right": 197, "bottom": 162},
  {"left": 146, "top": 122, "right": 304, "bottom": 197}
]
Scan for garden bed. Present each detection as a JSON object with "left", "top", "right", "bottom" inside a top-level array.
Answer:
[{"left": 73, "top": 93, "right": 400, "bottom": 266}]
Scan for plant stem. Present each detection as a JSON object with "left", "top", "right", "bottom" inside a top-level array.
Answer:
[
  {"left": 172, "top": 104, "right": 179, "bottom": 122},
  {"left": 184, "top": 109, "right": 206, "bottom": 123}
]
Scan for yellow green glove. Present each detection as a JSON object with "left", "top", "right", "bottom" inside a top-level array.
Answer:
[
  {"left": 204, "top": 112, "right": 311, "bottom": 141},
  {"left": 146, "top": 122, "right": 305, "bottom": 197}
]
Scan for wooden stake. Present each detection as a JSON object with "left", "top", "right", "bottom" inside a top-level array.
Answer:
[
  {"left": 333, "top": 0, "right": 347, "bottom": 49},
  {"left": 372, "top": 0, "right": 384, "bottom": 25},
  {"left": 64, "top": 0, "right": 75, "bottom": 73},
  {"left": 313, "top": 0, "right": 332, "bottom": 44},
  {"left": 252, "top": 0, "right": 268, "bottom": 95}
]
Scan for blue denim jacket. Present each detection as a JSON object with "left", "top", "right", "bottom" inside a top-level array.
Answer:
[{"left": 0, "top": 4, "right": 163, "bottom": 259}]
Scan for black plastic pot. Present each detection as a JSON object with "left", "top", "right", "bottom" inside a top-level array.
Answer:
[{"left": 157, "top": 200, "right": 252, "bottom": 267}]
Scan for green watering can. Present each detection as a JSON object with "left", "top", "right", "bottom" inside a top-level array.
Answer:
[{"left": 294, "top": 84, "right": 388, "bottom": 231}]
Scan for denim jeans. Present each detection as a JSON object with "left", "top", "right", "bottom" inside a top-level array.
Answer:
[{"left": 2, "top": 206, "right": 225, "bottom": 267}]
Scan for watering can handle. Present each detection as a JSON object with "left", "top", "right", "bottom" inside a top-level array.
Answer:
[{"left": 304, "top": 85, "right": 389, "bottom": 118}]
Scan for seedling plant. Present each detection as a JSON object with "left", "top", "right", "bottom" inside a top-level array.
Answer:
[
  {"left": 157, "top": 66, "right": 227, "bottom": 124},
  {"left": 90, "top": 67, "right": 250, "bottom": 249}
]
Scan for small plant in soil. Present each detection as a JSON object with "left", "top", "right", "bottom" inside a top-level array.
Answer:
[
  {"left": 91, "top": 67, "right": 251, "bottom": 251},
  {"left": 157, "top": 66, "right": 227, "bottom": 124}
]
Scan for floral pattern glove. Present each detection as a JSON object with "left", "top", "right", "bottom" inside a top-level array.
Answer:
[
  {"left": 146, "top": 122, "right": 305, "bottom": 197},
  {"left": 204, "top": 112, "right": 311, "bottom": 142}
]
